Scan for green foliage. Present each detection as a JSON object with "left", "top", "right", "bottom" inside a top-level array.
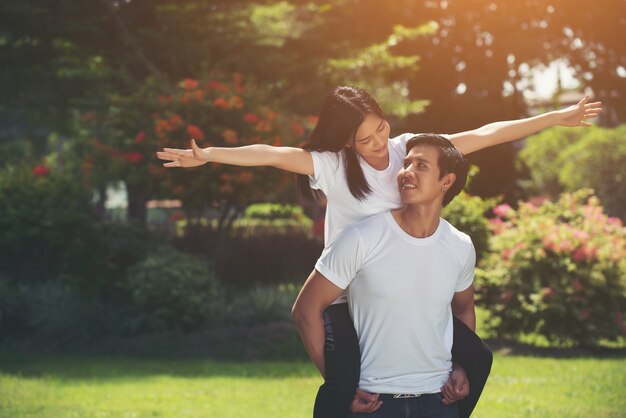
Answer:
[
  {"left": 327, "top": 23, "right": 433, "bottom": 118},
  {"left": 0, "top": 276, "right": 127, "bottom": 341},
  {"left": 518, "top": 125, "right": 626, "bottom": 219},
  {"left": 558, "top": 126, "right": 626, "bottom": 220},
  {"left": 232, "top": 203, "right": 313, "bottom": 234},
  {"left": 63, "top": 221, "right": 160, "bottom": 300},
  {"left": 442, "top": 191, "right": 496, "bottom": 262},
  {"left": 223, "top": 283, "right": 301, "bottom": 325},
  {"left": 0, "top": 166, "right": 93, "bottom": 281},
  {"left": 517, "top": 126, "right": 584, "bottom": 197},
  {"left": 215, "top": 232, "right": 322, "bottom": 288},
  {"left": 477, "top": 190, "right": 626, "bottom": 346},
  {"left": 125, "top": 246, "right": 223, "bottom": 331}
]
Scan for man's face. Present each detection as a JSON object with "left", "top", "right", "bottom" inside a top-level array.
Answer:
[{"left": 397, "top": 144, "right": 455, "bottom": 206}]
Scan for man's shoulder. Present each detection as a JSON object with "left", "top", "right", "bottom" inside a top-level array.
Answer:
[{"left": 440, "top": 219, "right": 474, "bottom": 248}]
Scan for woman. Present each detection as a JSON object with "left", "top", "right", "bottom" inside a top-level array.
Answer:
[{"left": 157, "top": 86, "right": 601, "bottom": 417}]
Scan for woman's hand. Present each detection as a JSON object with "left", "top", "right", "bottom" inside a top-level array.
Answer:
[
  {"left": 350, "top": 388, "right": 382, "bottom": 414},
  {"left": 555, "top": 95, "right": 603, "bottom": 127},
  {"left": 156, "top": 138, "right": 210, "bottom": 168},
  {"left": 440, "top": 364, "right": 469, "bottom": 405}
]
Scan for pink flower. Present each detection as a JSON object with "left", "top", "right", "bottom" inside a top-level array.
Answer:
[
  {"left": 581, "top": 309, "right": 590, "bottom": 319},
  {"left": 493, "top": 203, "right": 512, "bottom": 218},
  {"left": 572, "top": 247, "right": 586, "bottom": 262},
  {"left": 32, "top": 165, "right": 49, "bottom": 177}
]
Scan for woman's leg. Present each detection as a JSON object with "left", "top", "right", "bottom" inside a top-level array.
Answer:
[
  {"left": 451, "top": 316, "right": 493, "bottom": 418},
  {"left": 313, "top": 303, "right": 361, "bottom": 418}
]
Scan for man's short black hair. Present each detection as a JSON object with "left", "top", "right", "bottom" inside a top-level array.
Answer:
[{"left": 405, "top": 134, "right": 468, "bottom": 207}]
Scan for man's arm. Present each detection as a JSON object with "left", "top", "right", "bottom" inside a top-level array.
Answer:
[
  {"left": 451, "top": 285, "right": 476, "bottom": 332},
  {"left": 449, "top": 96, "right": 602, "bottom": 155},
  {"left": 291, "top": 268, "right": 344, "bottom": 377}
]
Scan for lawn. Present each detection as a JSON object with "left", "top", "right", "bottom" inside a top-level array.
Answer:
[{"left": 1, "top": 348, "right": 625, "bottom": 418}]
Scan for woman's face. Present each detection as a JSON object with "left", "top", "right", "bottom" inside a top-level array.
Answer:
[{"left": 349, "top": 113, "right": 390, "bottom": 163}]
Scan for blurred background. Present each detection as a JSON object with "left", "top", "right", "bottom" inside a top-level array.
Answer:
[{"left": 0, "top": 1, "right": 625, "bottom": 417}]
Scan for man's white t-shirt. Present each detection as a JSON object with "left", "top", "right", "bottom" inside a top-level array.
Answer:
[
  {"left": 309, "top": 132, "right": 449, "bottom": 303},
  {"left": 315, "top": 212, "right": 475, "bottom": 394}
]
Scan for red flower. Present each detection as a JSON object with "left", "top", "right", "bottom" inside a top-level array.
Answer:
[
  {"left": 182, "top": 78, "right": 199, "bottom": 90},
  {"left": 32, "top": 165, "right": 49, "bottom": 177},
  {"left": 236, "top": 171, "right": 254, "bottom": 184},
  {"left": 291, "top": 123, "right": 305, "bottom": 136},
  {"left": 135, "top": 131, "right": 146, "bottom": 144},
  {"left": 244, "top": 113, "right": 260, "bottom": 123},
  {"left": 158, "top": 95, "right": 173, "bottom": 105},
  {"left": 229, "top": 95, "right": 244, "bottom": 109},
  {"left": 206, "top": 80, "right": 229, "bottom": 93},
  {"left": 213, "top": 97, "right": 230, "bottom": 109},
  {"left": 222, "top": 129, "right": 238, "bottom": 144},
  {"left": 123, "top": 152, "right": 143, "bottom": 164},
  {"left": 169, "top": 212, "right": 185, "bottom": 222},
  {"left": 186, "top": 124, "right": 205, "bottom": 140}
]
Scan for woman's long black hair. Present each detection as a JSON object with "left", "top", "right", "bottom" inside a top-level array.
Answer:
[{"left": 297, "top": 86, "right": 384, "bottom": 201}]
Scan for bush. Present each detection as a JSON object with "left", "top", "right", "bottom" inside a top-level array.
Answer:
[
  {"left": 442, "top": 191, "right": 496, "bottom": 262},
  {"left": 0, "top": 166, "right": 93, "bottom": 282},
  {"left": 476, "top": 190, "right": 626, "bottom": 346},
  {"left": 63, "top": 221, "right": 161, "bottom": 300},
  {"left": 0, "top": 277, "right": 126, "bottom": 342},
  {"left": 232, "top": 203, "right": 314, "bottom": 235},
  {"left": 222, "top": 283, "right": 301, "bottom": 325},
  {"left": 125, "top": 246, "right": 223, "bottom": 331},
  {"left": 215, "top": 231, "right": 322, "bottom": 287},
  {"left": 518, "top": 125, "right": 626, "bottom": 220}
]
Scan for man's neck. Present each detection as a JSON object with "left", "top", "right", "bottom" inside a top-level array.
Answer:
[{"left": 391, "top": 203, "right": 442, "bottom": 239}]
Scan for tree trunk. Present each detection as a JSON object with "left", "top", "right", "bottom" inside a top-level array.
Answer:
[{"left": 126, "top": 181, "right": 147, "bottom": 224}]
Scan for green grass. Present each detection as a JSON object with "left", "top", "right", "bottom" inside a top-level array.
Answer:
[{"left": 1, "top": 349, "right": 625, "bottom": 418}]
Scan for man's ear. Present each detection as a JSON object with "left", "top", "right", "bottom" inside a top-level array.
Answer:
[{"left": 442, "top": 172, "right": 456, "bottom": 192}]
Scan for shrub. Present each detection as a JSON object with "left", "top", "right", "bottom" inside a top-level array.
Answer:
[
  {"left": 0, "top": 166, "right": 93, "bottom": 282},
  {"left": 125, "top": 246, "right": 223, "bottom": 331},
  {"left": 232, "top": 203, "right": 314, "bottom": 236},
  {"left": 63, "top": 221, "right": 161, "bottom": 300},
  {"left": 0, "top": 277, "right": 126, "bottom": 342},
  {"left": 215, "top": 231, "right": 322, "bottom": 287},
  {"left": 442, "top": 191, "right": 496, "bottom": 262},
  {"left": 222, "top": 283, "right": 301, "bottom": 325},
  {"left": 476, "top": 189, "right": 626, "bottom": 346}
]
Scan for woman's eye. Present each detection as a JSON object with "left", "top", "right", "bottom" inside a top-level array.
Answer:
[{"left": 378, "top": 122, "right": 386, "bottom": 132}]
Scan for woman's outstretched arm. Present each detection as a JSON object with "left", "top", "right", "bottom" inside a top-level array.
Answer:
[
  {"left": 450, "top": 95, "right": 603, "bottom": 155},
  {"left": 156, "top": 138, "right": 314, "bottom": 176}
]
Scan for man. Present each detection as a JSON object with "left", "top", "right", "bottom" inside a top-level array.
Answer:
[{"left": 293, "top": 134, "right": 476, "bottom": 417}]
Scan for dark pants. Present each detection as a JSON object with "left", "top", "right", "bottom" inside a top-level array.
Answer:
[
  {"left": 313, "top": 303, "right": 492, "bottom": 418},
  {"left": 349, "top": 394, "right": 459, "bottom": 418}
]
